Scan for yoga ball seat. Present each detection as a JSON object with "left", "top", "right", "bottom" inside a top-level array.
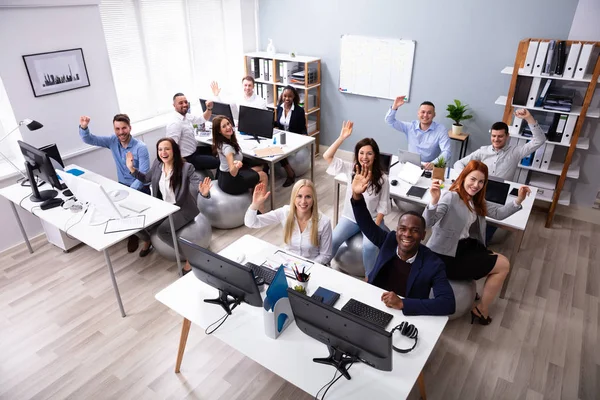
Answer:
[
  {"left": 150, "top": 213, "right": 212, "bottom": 261},
  {"left": 197, "top": 183, "right": 252, "bottom": 229},
  {"left": 275, "top": 147, "right": 311, "bottom": 178},
  {"left": 429, "top": 279, "right": 477, "bottom": 320},
  {"left": 332, "top": 232, "right": 365, "bottom": 277}
]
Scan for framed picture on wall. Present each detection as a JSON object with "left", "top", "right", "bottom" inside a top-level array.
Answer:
[{"left": 22, "top": 48, "right": 90, "bottom": 97}]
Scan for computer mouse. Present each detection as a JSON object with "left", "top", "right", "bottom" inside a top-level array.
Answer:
[
  {"left": 110, "top": 191, "right": 120, "bottom": 199},
  {"left": 391, "top": 180, "right": 398, "bottom": 186},
  {"left": 236, "top": 254, "right": 246, "bottom": 264},
  {"left": 63, "top": 189, "right": 73, "bottom": 197}
]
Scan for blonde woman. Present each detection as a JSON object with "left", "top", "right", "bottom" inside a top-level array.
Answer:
[{"left": 244, "top": 180, "right": 333, "bottom": 264}]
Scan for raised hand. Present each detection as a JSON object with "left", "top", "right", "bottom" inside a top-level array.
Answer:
[
  {"left": 199, "top": 177, "right": 212, "bottom": 197},
  {"left": 516, "top": 185, "right": 531, "bottom": 205},
  {"left": 381, "top": 291, "right": 403, "bottom": 310},
  {"left": 351, "top": 164, "right": 371, "bottom": 196},
  {"left": 210, "top": 81, "right": 221, "bottom": 97},
  {"left": 514, "top": 108, "right": 534, "bottom": 124},
  {"left": 339, "top": 120, "right": 354, "bottom": 140},
  {"left": 423, "top": 162, "right": 434, "bottom": 171},
  {"left": 251, "top": 182, "right": 270, "bottom": 207},
  {"left": 126, "top": 151, "right": 135, "bottom": 172},
  {"left": 392, "top": 95, "right": 406, "bottom": 110},
  {"left": 205, "top": 100, "right": 214, "bottom": 110},
  {"left": 430, "top": 179, "right": 442, "bottom": 205},
  {"left": 79, "top": 116, "right": 90, "bottom": 129}
]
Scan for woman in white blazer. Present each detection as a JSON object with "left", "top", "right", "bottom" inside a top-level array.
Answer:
[
  {"left": 244, "top": 179, "right": 333, "bottom": 265},
  {"left": 423, "top": 160, "right": 530, "bottom": 325}
]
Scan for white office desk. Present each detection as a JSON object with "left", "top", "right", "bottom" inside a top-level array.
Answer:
[
  {"left": 155, "top": 235, "right": 448, "bottom": 399},
  {"left": 332, "top": 159, "right": 537, "bottom": 298},
  {"left": 0, "top": 165, "right": 181, "bottom": 317},
  {"left": 197, "top": 129, "right": 315, "bottom": 209}
]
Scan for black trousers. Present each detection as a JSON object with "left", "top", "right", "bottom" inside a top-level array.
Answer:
[{"left": 186, "top": 146, "right": 219, "bottom": 171}]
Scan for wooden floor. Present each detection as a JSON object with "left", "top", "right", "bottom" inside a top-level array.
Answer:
[{"left": 1, "top": 156, "right": 598, "bottom": 400}]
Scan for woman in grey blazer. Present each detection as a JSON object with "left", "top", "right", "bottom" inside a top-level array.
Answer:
[
  {"left": 126, "top": 138, "right": 211, "bottom": 273},
  {"left": 423, "top": 160, "right": 530, "bottom": 325}
]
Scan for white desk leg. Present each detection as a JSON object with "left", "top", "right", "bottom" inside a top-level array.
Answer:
[
  {"left": 310, "top": 143, "right": 314, "bottom": 182},
  {"left": 500, "top": 229, "right": 524, "bottom": 299},
  {"left": 168, "top": 215, "right": 183, "bottom": 276},
  {"left": 333, "top": 181, "right": 340, "bottom": 227},
  {"left": 269, "top": 160, "right": 275, "bottom": 210},
  {"left": 103, "top": 249, "right": 126, "bottom": 317},
  {"left": 10, "top": 202, "right": 33, "bottom": 254}
]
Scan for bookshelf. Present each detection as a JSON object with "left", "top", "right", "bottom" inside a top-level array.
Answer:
[
  {"left": 244, "top": 52, "right": 321, "bottom": 154},
  {"left": 498, "top": 39, "right": 600, "bottom": 227}
]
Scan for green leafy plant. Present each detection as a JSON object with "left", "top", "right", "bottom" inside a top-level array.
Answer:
[
  {"left": 293, "top": 285, "right": 306, "bottom": 295},
  {"left": 446, "top": 99, "right": 473, "bottom": 126},
  {"left": 434, "top": 156, "right": 447, "bottom": 169}
]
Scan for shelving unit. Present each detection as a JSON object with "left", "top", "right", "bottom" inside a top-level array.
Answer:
[
  {"left": 244, "top": 52, "right": 322, "bottom": 153},
  {"left": 497, "top": 38, "right": 600, "bottom": 227}
]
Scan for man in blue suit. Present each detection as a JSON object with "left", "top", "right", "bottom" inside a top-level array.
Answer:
[{"left": 350, "top": 165, "right": 455, "bottom": 316}]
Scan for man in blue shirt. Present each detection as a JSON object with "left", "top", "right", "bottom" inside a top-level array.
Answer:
[
  {"left": 384, "top": 96, "right": 451, "bottom": 170},
  {"left": 78, "top": 113, "right": 150, "bottom": 252}
]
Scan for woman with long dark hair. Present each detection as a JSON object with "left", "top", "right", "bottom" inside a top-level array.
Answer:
[
  {"left": 126, "top": 137, "right": 211, "bottom": 273},
  {"left": 323, "top": 121, "right": 390, "bottom": 275},
  {"left": 276, "top": 85, "right": 307, "bottom": 187},
  {"left": 424, "top": 160, "right": 530, "bottom": 325},
  {"left": 212, "top": 115, "right": 268, "bottom": 196}
]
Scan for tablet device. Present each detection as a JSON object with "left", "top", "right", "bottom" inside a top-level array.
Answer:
[
  {"left": 485, "top": 179, "right": 511, "bottom": 204},
  {"left": 406, "top": 186, "right": 427, "bottom": 199}
]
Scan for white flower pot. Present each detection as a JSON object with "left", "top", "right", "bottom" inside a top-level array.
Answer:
[{"left": 452, "top": 124, "right": 463, "bottom": 135}]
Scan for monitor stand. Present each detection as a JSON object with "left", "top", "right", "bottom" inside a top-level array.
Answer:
[
  {"left": 24, "top": 162, "right": 56, "bottom": 202},
  {"left": 313, "top": 346, "right": 357, "bottom": 380},
  {"left": 204, "top": 290, "right": 242, "bottom": 315},
  {"left": 88, "top": 206, "right": 110, "bottom": 226}
]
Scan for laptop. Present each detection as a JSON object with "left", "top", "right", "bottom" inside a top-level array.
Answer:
[
  {"left": 398, "top": 149, "right": 421, "bottom": 167},
  {"left": 485, "top": 177, "right": 511, "bottom": 205},
  {"left": 380, "top": 152, "right": 392, "bottom": 174}
]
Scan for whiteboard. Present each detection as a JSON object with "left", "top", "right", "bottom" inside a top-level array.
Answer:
[{"left": 339, "top": 35, "right": 415, "bottom": 101}]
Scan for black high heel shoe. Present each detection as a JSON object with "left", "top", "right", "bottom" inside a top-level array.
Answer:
[{"left": 470, "top": 306, "right": 492, "bottom": 325}]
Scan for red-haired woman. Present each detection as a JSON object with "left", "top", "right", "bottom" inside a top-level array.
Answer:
[{"left": 423, "top": 160, "right": 530, "bottom": 325}]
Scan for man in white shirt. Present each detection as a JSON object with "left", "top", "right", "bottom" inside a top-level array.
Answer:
[
  {"left": 453, "top": 109, "right": 544, "bottom": 180},
  {"left": 166, "top": 92, "right": 219, "bottom": 171},
  {"left": 210, "top": 76, "right": 268, "bottom": 119}
]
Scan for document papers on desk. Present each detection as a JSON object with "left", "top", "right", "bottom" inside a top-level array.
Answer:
[
  {"left": 397, "top": 162, "right": 423, "bottom": 185},
  {"left": 254, "top": 147, "right": 284, "bottom": 157},
  {"left": 263, "top": 249, "right": 313, "bottom": 279}
]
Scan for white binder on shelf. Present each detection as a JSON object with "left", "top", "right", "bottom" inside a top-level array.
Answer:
[
  {"left": 532, "top": 144, "right": 546, "bottom": 169},
  {"left": 522, "top": 41, "right": 539, "bottom": 74},
  {"left": 532, "top": 41, "right": 550, "bottom": 75},
  {"left": 540, "top": 144, "right": 554, "bottom": 170},
  {"left": 511, "top": 116, "right": 523, "bottom": 135},
  {"left": 574, "top": 43, "right": 594, "bottom": 79},
  {"left": 563, "top": 42, "right": 582, "bottom": 79},
  {"left": 259, "top": 59, "right": 265, "bottom": 80},
  {"left": 560, "top": 114, "right": 577, "bottom": 145},
  {"left": 268, "top": 60, "right": 274, "bottom": 82},
  {"left": 526, "top": 77, "right": 542, "bottom": 108}
]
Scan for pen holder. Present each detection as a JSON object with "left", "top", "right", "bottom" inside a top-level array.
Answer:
[
  {"left": 294, "top": 280, "right": 309, "bottom": 294},
  {"left": 264, "top": 297, "right": 294, "bottom": 339}
]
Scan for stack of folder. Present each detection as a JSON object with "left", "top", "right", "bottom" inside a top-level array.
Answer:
[{"left": 543, "top": 89, "right": 575, "bottom": 112}]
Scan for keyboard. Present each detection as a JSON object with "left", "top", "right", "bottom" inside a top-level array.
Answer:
[
  {"left": 246, "top": 262, "right": 277, "bottom": 285},
  {"left": 341, "top": 298, "right": 394, "bottom": 329}
]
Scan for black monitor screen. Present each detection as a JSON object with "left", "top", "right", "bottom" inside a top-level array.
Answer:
[
  {"left": 485, "top": 179, "right": 510, "bottom": 205},
  {"left": 18, "top": 140, "right": 62, "bottom": 201},
  {"left": 200, "top": 99, "right": 235, "bottom": 127},
  {"left": 287, "top": 288, "right": 392, "bottom": 373},
  {"left": 178, "top": 238, "right": 263, "bottom": 310},
  {"left": 380, "top": 153, "right": 392, "bottom": 174},
  {"left": 238, "top": 106, "right": 274, "bottom": 139},
  {"left": 40, "top": 143, "right": 65, "bottom": 168}
]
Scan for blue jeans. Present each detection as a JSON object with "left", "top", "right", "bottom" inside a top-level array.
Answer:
[{"left": 332, "top": 217, "right": 388, "bottom": 276}]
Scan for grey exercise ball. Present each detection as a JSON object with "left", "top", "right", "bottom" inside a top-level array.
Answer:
[
  {"left": 150, "top": 213, "right": 212, "bottom": 261},
  {"left": 197, "top": 183, "right": 252, "bottom": 229},
  {"left": 275, "top": 147, "right": 311, "bottom": 178},
  {"left": 333, "top": 232, "right": 366, "bottom": 277},
  {"left": 393, "top": 198, "right": 425, "bottom": 214},
  {"left": 193, "top": 169, "right": 214, "bottom": 180},
  {"left": 429, "top": 279, "right": 477, "bottom": 320}
]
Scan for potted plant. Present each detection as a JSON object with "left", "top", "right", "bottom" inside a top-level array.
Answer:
[
  {"left": 446, "top": 99, "right": 473, "bottom": 135},
  {"left": 432, "top": 156, "right": 447, "bottom": 181}
]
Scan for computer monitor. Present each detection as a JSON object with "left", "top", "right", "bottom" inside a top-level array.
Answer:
[
  {"left": 178, "top": 238, "right": 263, "bottom": 314},
  {"left": 60, "top": 172, "right": 124, "bottom": 225},
  {"left": 398, "top": 149, "right": 421, "bottom": 167},
  {"left": 287, "top": 288, "right": 393, "bottom": 379},
  {"left": 199, "top": 98, "right": 235, "bottom": 127},
  {"left": 485, "top": 178, "right": 511, "bottom": 205},
  {"left": 18, "top": 140, "right": 62, "bottom": 202},
  {"left": 40, "top": 143, "right": 68, "bottom": 190},
  {"left": 380, "top": 152, "right": 392, "bottom": 174},
  {"left": 238, "top": 105, "right": 274, "bottom": 143}
]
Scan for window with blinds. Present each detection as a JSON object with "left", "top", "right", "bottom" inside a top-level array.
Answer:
[
  {"left": 0, "top": 75, "right": 23, "bottom": 174},
  {"left": 99, "top": 0, "right": 227, "bottom": 122}
]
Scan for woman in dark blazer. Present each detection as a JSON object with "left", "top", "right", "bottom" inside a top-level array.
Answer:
[
  {"left": 126, "top": 137, "right": 211, "bottom": 273},
  {"left": 276, "top": 85, "right": 307, "bottom": 187}
]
